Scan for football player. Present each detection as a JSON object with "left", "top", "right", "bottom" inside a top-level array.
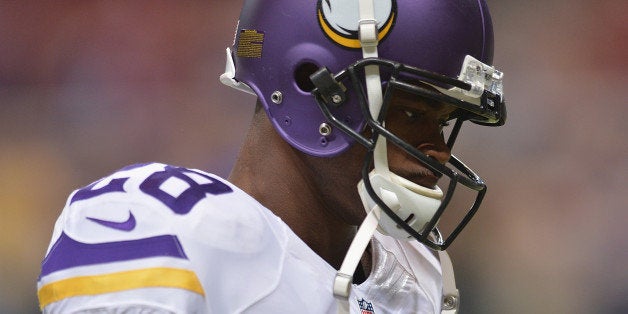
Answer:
[{"left": 38, "top": 0, "right": 505, "bottom": 313}]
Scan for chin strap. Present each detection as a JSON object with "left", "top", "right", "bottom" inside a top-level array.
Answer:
[
  {"left": 333, "top": 205, "right": 460, "bottom": 314},
  {"left": 358, "top": 0, "right": 388, "bottom": 176},
  {"left": 334, "top": 227, "right": 460, "bottom": 313},
  {"left": 439, "top": 250, "right": 460, "bottom": 314},
  {"left": 333, "top": 205, "right": 381, "bottom": 313},
  {"left": 333, "top": 1, "right": 384, "bottom": 310}
]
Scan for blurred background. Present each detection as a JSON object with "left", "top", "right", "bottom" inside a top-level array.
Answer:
[{"left": 0, "top": 1, "right": 625, "bottom": 313}]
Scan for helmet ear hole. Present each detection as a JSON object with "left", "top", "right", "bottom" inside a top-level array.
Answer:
[{"left": 294, "top": 62, "right": 320, "bottom": 93}]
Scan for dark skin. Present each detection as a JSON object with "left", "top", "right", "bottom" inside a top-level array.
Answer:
[{"left": 228, "top": 86, "right": 455, "bottom": 275}]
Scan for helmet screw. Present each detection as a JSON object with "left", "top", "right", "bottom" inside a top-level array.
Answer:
[
  {"left": 271, "top": 91, "right": 283, "bottom": 104},
  {"left": 442, "top": 295, "right": 458, "bottom": 310},
  {"left": 319, "top": 123, "right": 332, "bottom": 136},
  {"left": 331, "top": 94, "right": 343, "bottom": 104}
]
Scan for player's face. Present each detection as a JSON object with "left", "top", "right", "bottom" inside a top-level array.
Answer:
[
  {"left": 307, "top": 86, "right": 455, "bottom": 225},
  {"left": 385, "top": 86, "right": 455, "bottom": 189}
]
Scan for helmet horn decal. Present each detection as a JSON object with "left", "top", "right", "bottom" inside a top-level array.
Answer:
[{"left": 317, "top": 0, "right": 397, "bottom": 49}]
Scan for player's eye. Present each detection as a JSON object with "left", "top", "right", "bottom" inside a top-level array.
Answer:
[{"left": 403, "top": 109, "right": 424, "bottom": 122}]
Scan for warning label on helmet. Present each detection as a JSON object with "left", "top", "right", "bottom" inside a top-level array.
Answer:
[{"left": 237, "top": 29, "right": 264, "bottom": 58}]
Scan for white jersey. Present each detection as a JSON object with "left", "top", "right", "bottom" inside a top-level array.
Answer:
[{"left": 38, "top": 163, "right": 443, "bottom": 313}]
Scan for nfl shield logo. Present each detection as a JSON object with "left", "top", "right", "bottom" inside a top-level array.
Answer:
[{"left": 357, "top": 298, "right": 375, "bottom": 314}]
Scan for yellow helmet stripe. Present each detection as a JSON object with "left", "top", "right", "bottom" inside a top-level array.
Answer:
[{"left": 318, "top": 11, "right": 396, "bottom": 49}]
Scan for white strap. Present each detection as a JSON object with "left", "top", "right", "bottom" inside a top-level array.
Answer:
[
  {"left": 358, "top": 0, "right": 378, "bottom": 58},
  {"left": 335, "top": 217, "right": 461, "bottom": 314},
  {"left": 335, "top": 2, "right": 387, "bottom": 313},
  {"left": 358, "top": 0, "right": 388, "bottom": 176},
  {"left": 439, "top": 250, "right": 460, "bottom": 314},
  {"left": 334, "top": 206, "right": 381, "bottom": 314}
]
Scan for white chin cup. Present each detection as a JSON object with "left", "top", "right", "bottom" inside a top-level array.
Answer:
[{"left": 358, "top": 170, "right": 443, "bottom": 240}]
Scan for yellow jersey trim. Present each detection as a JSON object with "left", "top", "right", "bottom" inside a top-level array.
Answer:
[{"left": 38, "top": 267, "right": 204, "bottom": 309}]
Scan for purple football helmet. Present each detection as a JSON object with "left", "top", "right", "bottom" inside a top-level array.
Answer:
[{"left": 221, "top": 0, "right": 506, "bottom": 251}]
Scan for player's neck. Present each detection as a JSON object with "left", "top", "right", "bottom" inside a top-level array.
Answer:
[{"left": 229, "top": 109, "right": 357, "bottom": 269}]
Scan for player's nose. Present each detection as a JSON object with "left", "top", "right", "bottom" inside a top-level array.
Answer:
[{"left": 417, "top": 132, "right": 451, "bottom": 165}]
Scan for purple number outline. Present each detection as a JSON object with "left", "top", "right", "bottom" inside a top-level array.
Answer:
[{"left": 139, "top": 166, "right": 232, "bottom": 214}]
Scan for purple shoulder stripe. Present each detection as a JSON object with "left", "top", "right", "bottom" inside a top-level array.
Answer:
[{"left": 40, "top": 232, "right": 188, "bottom": 278}]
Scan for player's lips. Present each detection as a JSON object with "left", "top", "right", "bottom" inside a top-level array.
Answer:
[{"left": 391, "top": 166, "right": 440, "bottom": 189}]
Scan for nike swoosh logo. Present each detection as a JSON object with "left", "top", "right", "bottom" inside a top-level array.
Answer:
[{"left": 86, "top": 211, "right": 136, "bottom": 231}]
